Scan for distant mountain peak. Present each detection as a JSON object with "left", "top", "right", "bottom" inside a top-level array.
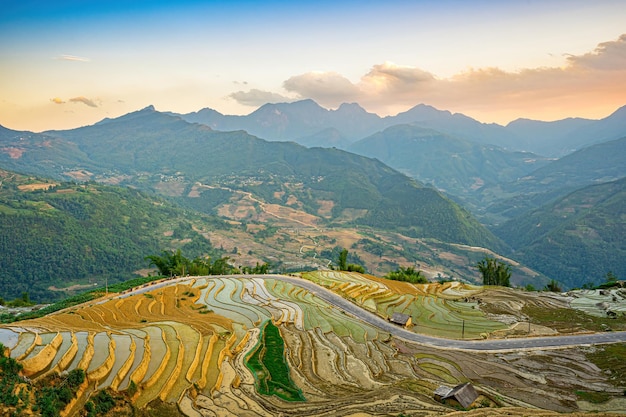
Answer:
[
  {"left": 336, "top": 102, "right": 369, "bottom": 114},
  {"left": 141, "top": 105, "right": 156, "bottom": 112},
  {"left": 607, "top": 104, "right": 626, "bottom": 118},
  {"left": 394, "top": 103, "right": 452, "bottom": 120}
]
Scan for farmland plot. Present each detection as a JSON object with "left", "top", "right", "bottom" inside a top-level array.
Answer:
[
  {"left": 302, "top": 271, "right": 507, "bottom": 338},
  {"left": 2, "top": 273, "right": 623, "bottom": 416}
]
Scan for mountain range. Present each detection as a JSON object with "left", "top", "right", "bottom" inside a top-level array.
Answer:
[
  {"left": 494, "top": 176, "right": 626, "bottom": 288},
  {"left": 1, "top": 99, "right": 625, "bottom": 290},
  {"left": 176, "top": 99, "right": 626, "bottom": 157}
]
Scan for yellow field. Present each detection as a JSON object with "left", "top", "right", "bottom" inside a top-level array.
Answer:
[{"left": 1, "top": 273, "right": 623, "bottom": 416}]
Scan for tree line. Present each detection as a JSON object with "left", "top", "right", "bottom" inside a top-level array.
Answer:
[{"left": 145, "top": 249, "right": 271, "bottom": 277}]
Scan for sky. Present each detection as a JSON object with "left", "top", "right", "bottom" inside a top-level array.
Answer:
[{"left": 1, "top": 0, "right": 626, "bottom": 132}]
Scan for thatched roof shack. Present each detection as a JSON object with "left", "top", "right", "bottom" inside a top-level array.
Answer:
[
  {"left": 434, "top": 382, "right": 478, "bottom": 409},
  {"left": 390, "top": 312, "right": 412, "bottom": 327}
]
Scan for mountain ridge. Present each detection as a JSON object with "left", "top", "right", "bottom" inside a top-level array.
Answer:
[
  {"left": 0, "top": 107, "right": 503, "bottom": 253},
  {"left": 173, "top": 99, "right": 626, "bottom": 158}
]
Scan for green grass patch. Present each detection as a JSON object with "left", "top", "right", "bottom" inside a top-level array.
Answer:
[
  {"left": 245, "top": 321, "right": 305, "bottom": 402},
  {"left": 575, "top": 390, "right": 611, "bottom": 404},
  {"left": 414, "top": 353, "right": 462, "bottom": 373},
  {"left": 522, "top": 304, "right": 626, "bottom": 333},
  {"left": 585, "top": 343, "right": 626, "bottom": 387}
]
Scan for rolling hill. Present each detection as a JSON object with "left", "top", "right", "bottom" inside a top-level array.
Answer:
[
  {"left": 0, "top": 106, "right": 503, "bottom": 252},
  {"left": 482, "top": 136, "right": 626, "bottom": 223},
  {"left": 494, "top": 176, "right": 626, "bottom": 289},
  {"left": 0, "top": 169, "right": 229, "bottom": 302},
  {"left": 348, "top": 124, "right": 550, "bottom": 212}
]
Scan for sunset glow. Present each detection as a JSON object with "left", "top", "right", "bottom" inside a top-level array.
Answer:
[{"left": 1, "top": 0, "right": 625, "bottom": 131}]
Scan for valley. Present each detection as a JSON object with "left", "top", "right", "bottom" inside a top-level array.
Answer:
[
  {"left": 3, "top": 5, "right": 626, "bottom": 416},
  {"left": 1, "top": 100, "right": 625, "bottom": 416}
]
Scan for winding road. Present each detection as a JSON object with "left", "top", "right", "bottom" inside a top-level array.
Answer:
[{"left": 113, "top": 273, "right": 626, "bottom": 352}]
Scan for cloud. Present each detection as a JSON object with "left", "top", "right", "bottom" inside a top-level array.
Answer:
[
  {"left": 50, "top": 97, "right": 65, "bottom": 104},
  {"left": 283, "top": 71, "right": 360, "bottom": 103},
  {"left": 566, "top": 34, "right": 626, "bottom": 71},
  {"left": 228, "top": 89, "right": 294, "bottom": 106},
  {"left": 69, "top": 96, "right": 98, "bottom": 108},
  {"left": 234, "top": 34, "right": 626, "bottom": 122},
  {"left": 55, "top": 54, "right": 90, "bottom": 62}
]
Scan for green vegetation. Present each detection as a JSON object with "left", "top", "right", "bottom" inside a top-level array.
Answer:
[
  {"left": 1, "top": 292, "right": 34, "bottom": 308},
  {"left": 84, "top": 390, "right": 115, "bottom": 417},
  {"left": 543, "top": 279, "right": 562, "bottom": 292},
  {"left": 522, "top": 304, "right": 626, "bottom": 333},
  {"left": 584, "top": 343, "right": 626, "bottom": 388},
  {"left": 0, "top": 342, "right": 25, "bottom": 410},
  {"left": 0, "top": 171, "right": 224, "bottom": 303},
  {"left": 575, "top": 390, "right": 611, "bottom": 404},
  {"left": 330, "top": 248, "right": 365, "bottom": 273},
  {"left": 1, "top": 109, "right": 504, "bottom": 253},
  {"left": 385, "top": 266, "right": 427, "bottom": 284},
  {"left": 476, "top": 256, "right": 511, "bottom": 287},
  {"left": 494, "top": 176, "right": 626, "bottom": 289},
  {"left": 241, "top": 262, "right": 271, "bottom": 274},
  {"left": 35, "top": 369, "right": 85, "bottom": 417},
  {"left": 245, "top": 321, "right": 305, "bottom": 402},
  {"left": 145, "top": 249, "right": 238, "bottom": 276}
]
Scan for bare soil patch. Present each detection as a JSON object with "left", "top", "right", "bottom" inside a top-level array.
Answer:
[{"left": 18, "top": 183, "right": 58, "bottom": 191}]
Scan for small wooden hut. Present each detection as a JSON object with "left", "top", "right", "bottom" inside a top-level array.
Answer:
[
  {"left": 389, "top": 312, "right": 412, "bottom": 328},
  {"left": 434, "top": 382, "right": 478, "bottom": 409}
]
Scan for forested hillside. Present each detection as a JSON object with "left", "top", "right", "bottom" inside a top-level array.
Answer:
[
  {"left": 349, "top": 124, "right": 550, "bottom": 212},
  {"left": 482, "top": 136, "right": 626, "bottom": 223},
  {"left": 0, "top": 170, "right": 226, "bottom": 302},
  {"left": 0, "top": 107, "right": 503, "bottom": 251},
  {"left": 494, "top": 177, "right": 626, "bottom": 288}
]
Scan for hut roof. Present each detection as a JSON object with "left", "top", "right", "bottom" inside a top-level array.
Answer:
[
  {"left": 390, "top": 312, "right": 411, "bottom": 325},
  {"left": 434, "top": 385, "right": 453, "bottom": 398},
  {"left": 444, "top": 382, "right": 478, "bottom": 408}
]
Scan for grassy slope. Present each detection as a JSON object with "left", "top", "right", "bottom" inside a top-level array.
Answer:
[
  {"left": 0, "top": 169, "right": 226, "bottom": 302},
  {"left": 494, "top": 177, "right": 626, "bottom": 288},
  {"left": 2, "top": 108, "right": 503, "bottom": 251}
]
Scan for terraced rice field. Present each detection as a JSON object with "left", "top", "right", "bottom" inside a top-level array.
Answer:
[
  {"left": 1, "top": 273, "right": 623, "bottom": 416},
  {"left": 302, "top": 271, "right": 507, "bottom": 338}
]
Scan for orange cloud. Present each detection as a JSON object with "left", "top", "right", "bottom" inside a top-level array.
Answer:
[
  {"left": 50, "top": 97, "right": 65, "bottom": 104},
  {"left": 232, "top": 34, "right": 626, "bottom": 123}
]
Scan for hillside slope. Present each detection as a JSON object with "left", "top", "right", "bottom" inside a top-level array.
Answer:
[
  {"left": 0, "top": 107, "right": 503, "bottom": 251},
  {"left": 494, "top": 177, "right": 626, "bottom": 288},
  {"left": 1, "top": 273, "right": 624, "bottom": 416},
  {"left": 349, "top": 124, "right": 549, "bottom": 211},
  {"left": 0, "top": 169, "right": 227, "bottom": 302},
  {"left": 482, "top": 136, "right": 626, "bottom": 223}
]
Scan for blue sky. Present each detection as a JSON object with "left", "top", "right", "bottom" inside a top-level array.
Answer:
[{"left": 2, "top": 0, "right": 626, "bottom": 131}]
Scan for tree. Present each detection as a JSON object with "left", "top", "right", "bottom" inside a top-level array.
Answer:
[
  {"left": 385, "top": 266, "right": 427, "bottom": 284},
  {"left": 476, "top": 256, "right": 511, "bottom": 287},
  {"left": 544, "top": 279, "right": 562, "bottom": 292},
  {"left": 335, "top": 248, "right": 365, "bottom": 273},
  {"left": 66, "top": 369, "right": 85, "bottom": 389},
  {"left": 145, "top": 249, "right": 187, "bottom": 276},
  {"left": 242, "top": 262, "right": 271, "bottom": 274},
  {"left": 346, "top": 264, "right": 365, "bottom": 273},
  {"left": 337, "top": 249, "right": 348, "bottom": 271},
  {"left": 146, "top": 250, "right": 236, "bottom": 276}
]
